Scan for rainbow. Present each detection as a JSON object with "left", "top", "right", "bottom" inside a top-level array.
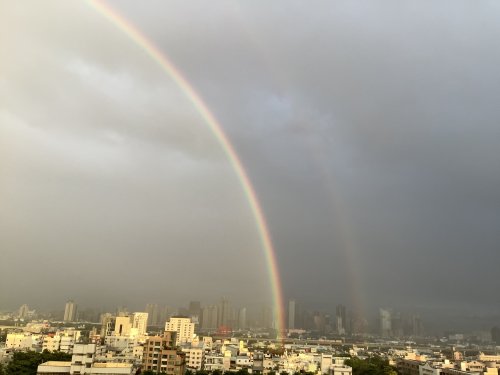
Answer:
[{"left": 88, "top": 0, "right": 285, "bottom": 335}]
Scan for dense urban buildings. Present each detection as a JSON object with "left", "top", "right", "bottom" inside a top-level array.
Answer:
[{"left": 2, "top": 297, "right": 500, "bottom": 375}]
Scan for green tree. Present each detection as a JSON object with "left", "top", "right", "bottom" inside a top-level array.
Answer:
[
  {"left": 345, "top": 356, "right": 397, "bottom": 375},
  {"left": 5, "top": 350, "right": 71, "bottom": 375}
]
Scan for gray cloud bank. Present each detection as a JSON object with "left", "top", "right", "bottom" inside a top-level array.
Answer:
[{"left": 1, "top": 1, "right": 500, "bottom": 314}]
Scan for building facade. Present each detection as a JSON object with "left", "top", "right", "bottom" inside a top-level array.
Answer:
[{"left": 142, "top": 332, "right": 186, "bottom": 375}]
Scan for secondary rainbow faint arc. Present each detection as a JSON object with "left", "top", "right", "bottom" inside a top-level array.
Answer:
[{"left": 89, "top": 0, "right": 285, "bottom": 334}]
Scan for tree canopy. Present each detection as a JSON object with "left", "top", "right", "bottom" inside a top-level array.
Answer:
[
  {"left": 345, "top": 356, "right": 397, "bottom": 375},
  {"left": 4, "top": 350, "right": 71, "bottom": 375}
]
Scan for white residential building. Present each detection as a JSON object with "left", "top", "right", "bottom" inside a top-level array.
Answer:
[
  {"left": 165, "top": 316, "right": 195, "bottom": 345},
  {"left": 6, "top": 333, "right": 40, "bottom": 350},
  {"left": 42, "top": 329, "right": 81, "bottom": 353},
  {"left": 36, "top": 343, "right": 135, "bottom": 375},
  {"left": 113, "top": 312, "right": 148, "bottom": 338},
  {"left": 132, "top": 312, "right": 148, "bottom": 336}
]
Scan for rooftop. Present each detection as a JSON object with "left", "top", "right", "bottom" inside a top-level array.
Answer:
[{"left": 39, "top": 361, "right": 71, "bottom": 367}]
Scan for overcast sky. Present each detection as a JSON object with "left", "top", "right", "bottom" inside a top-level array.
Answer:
[{"left": 1, "top": 1, "right": 500, "bottom": 315}]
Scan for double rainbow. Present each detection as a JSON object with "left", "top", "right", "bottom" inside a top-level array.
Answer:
[{"left": 89, "top": 0, "right": 285, "bottom": 335}]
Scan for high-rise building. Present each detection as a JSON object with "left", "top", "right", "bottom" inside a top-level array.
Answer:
[
  {"left": 261, "top": 306, "right": 275, "bottom": 329},
  {"left": 217, "top": 298, "right": 230, "bottom": 328},
  {"left": 238, "top": 307, "right": 247, "bottom": 330},
  {"left": 17, "top": 304, "right": 30, "bottom": 319},
  {"left": 188, "top": 301, "right": 201, "bottom": 318},
  {"left": 132, "top": 312, "right": 149, "bottom": 336},
  {"left": 112, "top": 312, "right": 148, "bottom": 337},
  {"left": 380, "top": 308, "right": 392, "bottom": 337},
  {"left": 492, "top": 326, "right": 500, "bottom": 345},
  {"left": 63, "top": 300, "right": 77, "bottom": 322},
  {"left": 201, "top": 305, "right": 218, "bottom": 331},
  {"left": 116, "top": 306, "right": 129, "bottom": 316},
  {"left": 336, "top": 304, "right": 347, "bottom": 335},
  {"left": 288, "top": 300, "right": 296, "bottom": 330},
  {"left": 313, "top": 311, "right": 326, "bottom": 333},
  {"left": 157, "top": 306, "right": 173, "bottom": 327},
  {"left": 143, "top": 332, "right": 185, "bottom": 375},
  {"left": 348, "top": 310, "right": 366, "bottom": 335},
  {"left": 165, "top": 316, "right": 195, "bottom": 345},
  {"left": 146, "top": 303, "right": 160, "bottom": 326}
]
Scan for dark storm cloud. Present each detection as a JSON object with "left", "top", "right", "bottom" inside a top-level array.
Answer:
[{"left": 2, "top": 1, "right": 500, "bottom": 315}]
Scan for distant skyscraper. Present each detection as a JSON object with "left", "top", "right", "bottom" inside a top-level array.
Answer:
[
  {"left": 313, "top": 311, "right": 326, "bottom": 333},
  {"left": 349, "top": 310, "right": 366, "bottom": 335},
  {"left": 336, "top": 304, "right": 347, "bottom": 335},
  {"left": 159, "top": 306, "right": 173, "bottom": 327},
  {"left": 217, "top": 297, "right": 230, "bottom": 328},
  {"left": 116, "top": 306, "right": 129, "bottom": 317},
  {"left": 17, "top": 304, "right": 29, "bottom": 319},
  {"left": 379, "top": 308, "right": 392, "bottom": 337},
  {"left": 288, "top": 300, "right": 296, "bottom": 330},
  {"left": 261, "top": 306, "right": 275, "bottom": 329},
  {"left": 188, "top": 301, "right": 201, "bottom": 317},
  {"left": 492, "top": 326, "right": 500, "bottom": 345},
  {"left": 145, "top": 304, "right": 160, "bottom": 326},
  {"left": 201, "top": 305, "right": 218, "bottom": 330},
  {"left": 63, "top": 300, "right": 77, "bottom": 322},
  {"left": 238, "top": 307, "right": 247, "bottom": 330}
]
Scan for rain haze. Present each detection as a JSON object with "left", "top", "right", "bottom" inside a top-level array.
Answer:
[{"left": 1, "top": 1, "right": 500, "bottom": 324}]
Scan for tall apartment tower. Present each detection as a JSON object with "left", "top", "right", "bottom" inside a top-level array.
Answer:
[
  {"left": 261, "top": 306, "right": 275, "bottom": 329},
  {"left": 379, "top": 308, "right": 392, "bottom": 337},
  {"left": 145, "top": 303, "right": 160, "bottom": 326},
  {"left": 238, "top": 307, "right": 247, "bottom": 330},
  {"left": 336, "top": 304, "right": 347, "bottom": 335},
  {"left": 17, "top": 304, "right": 30, "bottom": 319},
  {"left": 201, "top": 305, "right": 218, "bottom": 330},
  {"left": 288, "top": 300, "right": 296, "bottom": 330},
  {"left": 217, "top": 297, "right": 230, "bottom": 328},
  {"left": 64, "top": 300, "right": 78, "bottom": 322},
  {"left": 188, "top": 301, "right": 201, "bottom": 318}
]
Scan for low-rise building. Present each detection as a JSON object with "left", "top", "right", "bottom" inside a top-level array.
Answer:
[
  {"left": 182, "top": 347, "right": 204, "bottom": 370},
  {"left": 398, "top": 359, "right": 424, "bottom": 375},
  {"left": 37, "top": 361, "right": 72, "bottom": 374},
  {"left": 6, "top": 333, "right": 41, "bottom": 350},
  {"left": 37, "top": 343, "right": 136, "bottom": 375},
  {"left": 204, "top": 354, "right": 230, "bottom": 372}
]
